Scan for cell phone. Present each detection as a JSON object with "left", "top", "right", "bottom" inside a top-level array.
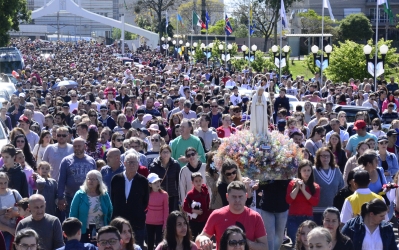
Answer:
[{"left": 89, "top": 223, "right": 97, "bottom": 240}]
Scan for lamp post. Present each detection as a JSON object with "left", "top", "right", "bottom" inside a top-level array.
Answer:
[
  {"left": 220, "top": 43, "right": 232, "bottom": 69},
  {"left": 201, "top": 43, "right": 211, "bottom": 67},
  {"left": 272, "top": 45, "right": 290, "bottom": 84},
  {"left": 241, "top": 44, "right": 257, "bottom": 66},
  {"left": 363, "top": 44, "right": 388, "bottom": 91},
  {"left": 311, "top": 44, "right": 332, "bottom": 85},
  {"left": 161, "top": 37, "right": 168, "bottom": 56},
  {"left": 190, "top": 42, "right": 198, "bottom": 64}
]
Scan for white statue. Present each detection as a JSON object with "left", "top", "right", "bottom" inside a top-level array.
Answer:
[{"left": 250, "top": 88, "right": 269, "bottom": 135}]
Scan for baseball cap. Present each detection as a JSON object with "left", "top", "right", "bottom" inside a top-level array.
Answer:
[
  {"left": 139, "top": 127, "right": 150, "bottom": 136},
  {"left": 147, "top": 173, "right": 161, "bottom": 184},
  {"left": 18, "top": 115, "right": 29, "bottom": 123},
  {"left": 100, "top": 105, "right": 108, "bottom": 110},
  {"left": 387, "top": 129, "right": 398, "bottom": 137},
  {"left": 316, "top": 107, "right": 324, "bottom": 113},
  {"left": 62, "top": 103, "right": 70, "bottom": 108},
  {"left": 377, "top": 136, "right": 389, "bottom": 142},
  {"left": 19, "top": 93, "right": 25, "bottom": 98},
  {"left": 353, "top": 120, "right": 367, "bottom": 130},
  {"left": 84, "top": 100, "right": 92, "bottom": 105},
  {"left": 136, "top": 109, "right": 145, "bottom": 115},
  {"left": 232, "top": 86, "right": 238, "bottom": 90}
]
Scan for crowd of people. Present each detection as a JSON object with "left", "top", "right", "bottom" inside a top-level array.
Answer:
[{"left": 0, "top": 37, "right": 398, "bottom": 250}]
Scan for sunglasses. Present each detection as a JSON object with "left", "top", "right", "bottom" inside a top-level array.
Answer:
[
  {"left": 379, "top": 141, "right": 388, "bottom": 145},
  {"left": 228, "top": 239, "right": 246, "bottom": 247},
  {"left": 186, "top": 152, "right": 196, "bottom": 158},
  {"left": 16, "top": 140, "right": 25, "bottom": 143},
  {"left": 225, "top": 170, "right": 237, "bottom": 176},
  {"left": 115, "top": 138, "right": 124, "bottom": 142},
  {"left": 151, "top": 139, "right": 159, "bottom": 142},
  {"left": 89, "top": 115, "right": 97, "bottom": 117},
  {"left": 57, "top": 134, "right": 67, "bottom": 138},
  {"left": 211, "top": 105, "right": 218, "bottom": 108}
]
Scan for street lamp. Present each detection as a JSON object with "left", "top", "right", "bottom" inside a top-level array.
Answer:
[
  {"left": 161, "top": 37, "right": 169, "bottom": 56},
  {"left": 311, "top": 44, "right": 332, "bottom": 84},
  {"left": 363, "top": 44, "right": 388, "bottom": 90},
  {"left": 272, "top": 45, "right": 290, "bottom": 83},
  {"left": 219, "top": 44, "right": 232, "bottom": 68},
  {"left": 241, "top": 44, "right": 258, "bottom": 63}
]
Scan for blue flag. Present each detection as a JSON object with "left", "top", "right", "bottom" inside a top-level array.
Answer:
[
  {"left": 205, "top": 11, "right": 210, "bottom": 30},
  {"left": 250, "top": 23, "right": 256, "bottom": 35},
  {"left": 281, "top": 0, "right": 287, "bottom": 29},
  {"left": 225, "top": 14, "right": 233, "bottom": 35}
]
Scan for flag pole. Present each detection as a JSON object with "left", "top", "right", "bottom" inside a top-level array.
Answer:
[
  {"left": 206, "top": 14, "right": 209, "bottom": 68},
  {"left": 225, "top": 7, "right": 228, "bottom": 69},
  {"left": 279, "top": 5, "right": 283, "bottom": 85},
  {"left": 248, "top": 0, "right": 251, "bottom": 68},
  {"left": 321, "top": 0, "right": 325, "bottom": 87},
  {"left": 375, "top": 2, "right": 379, "bottom": 89}
]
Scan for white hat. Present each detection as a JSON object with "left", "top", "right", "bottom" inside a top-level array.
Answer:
[
  {"left": 141, "top": 114, "right": 152, "bottom": 125},
  {"left": 147, "top": 173, "right": 161, "bottom": 183},
  {"left": 19, "top": 93, "right": 26, "bottom": 98},
  {"left": 148, "top": 124, "right": 160, "bottom": 133}
]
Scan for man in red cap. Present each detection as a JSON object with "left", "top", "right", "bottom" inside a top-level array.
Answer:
[{"left": 345, "top": 120, "right": 378, "bottom": 157}]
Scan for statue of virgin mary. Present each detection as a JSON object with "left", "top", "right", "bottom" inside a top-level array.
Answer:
[{"left": 250, "top": 88, "right": 269, "bottom": 135}]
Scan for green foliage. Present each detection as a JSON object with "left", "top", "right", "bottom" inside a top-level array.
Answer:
[
  {"left": 135, "top": 14, "right": 156, "bottom": 32},
  {"left": 0, "top": 0, "right": 30, "bottom": 46},
  {"left": 231, "top": 58, "right": 248, "bottom": 71},
  {"left": 209, "top": 38, "right": 238, "bottom": 58},
  {"left": 234, "top": 24, "right": 249, "bottom": 38},
  {"left": 208, "top": 18, "right": 236, "bottom": 35},
  {"left": 193, "top": 46, "right": 205, "bottom": 61},
  {"left": 112, "top": 28, "right": 139, "bottom": 40},
  {"left": 318, "top": 39, "right": 399, "bottom": 82},
  {"left": 298, "top": 9, "right": 338, "bottom": 42},
  {"left": 265, "top": 47, "right": 290, "bottom": 74},
  {"left": 339, "top": 13, "right": 373, "bottom": 42}
]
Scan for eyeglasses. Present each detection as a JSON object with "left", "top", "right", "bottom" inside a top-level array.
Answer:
[
  {"left": 379, "top": 141, "right": 388, "bottom": 145},
  {"left": 89, "top": 115, "right": 97, "bottom": 117},
  {"left": 86, "top": 178, "right": 98, "bottom": 181},
  {"left": 98, "top": 239, "right": 119, "bottom": 246},
  {"left": 211, "top": 105, "right": 218, "bottom": 108},
  {"left": 16, "top": 140, "right": 25, "bottom": 143},
  {"left": 115, "top": 138, "right": 124, "bottom": 142},
  {"left": 17, "top": 243, "right": 38, "bottom": 250},
  {"left": 320, "top": 154, "right": 331, "bottom": 158},
  {"left": 372, "top": 124, "right": 378, "bottom": 126},
  {"left": 57, "top": 134, "right": 68, "bottom": 138},
  {"left": 225, "top": 170, "right": 237, "bottom": 176},
  {"left": 71, "top": 95, "right": 77, "bottom": 97},
  {"left": 151, "top": 139, "right": 159, "bottom": 142},
  {"left": 228, "top": 239, "right": 246, "bottom": 247},
  {"left": 186, "top": 152, "right": 196, "bottom": 158}
]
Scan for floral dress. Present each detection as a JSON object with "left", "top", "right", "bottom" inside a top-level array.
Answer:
[
  {"left": 88, "top": 195, "right": 104, "bottom": 229},
  {"left": 86, "top": 142, "right": 104, "bottom": 161}
]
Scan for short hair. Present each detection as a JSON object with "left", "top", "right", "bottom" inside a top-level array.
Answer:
[
  {"left": 124, "top": 152, "right": 139, "bottom": 163},
  {"left": 353, "top": 170, "right": 371, "bottom": 187},
  {"left": 97, "top": 226, "right": 121, "bottom": 241},
  {"left": 14, "top": 229, "right": 39, "bottom": 248},
  {"left": 1, "top": 144, "right": 17, "bottom": 157},
  {"left": 62, "top": 217, "right": 83, "bottom": 238},
  {"left": 191, "top": 172, "right": 203, "bottom": 181},
  {"left": 77, "top": 122, "right": 88, "bottom": 130},
  {"left": 227, "top": 181, "right": 246, "bottom": 194},
  {"left": 307, "top": 227, "right": 332, "bottom": 245},
  {"left": 183, "top": 100, "right": 191, "bottom": 108},
  {"left": 16, "top": 198, "right": 29, "bottom": 210},
  {"left": 181, "top": 118, "right": 192, "bottom": 128}
]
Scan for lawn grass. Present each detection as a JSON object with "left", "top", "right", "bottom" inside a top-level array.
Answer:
[{"left": 288, "top": 59, "right": 314, "bottom": 80}]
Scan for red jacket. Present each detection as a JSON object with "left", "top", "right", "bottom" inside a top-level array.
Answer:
[
  {"left": 216, "top": 126, "right": 237, "bottom": 138},
  {"left": 183, "top": 184, "right": 211, "bottom": 222}
]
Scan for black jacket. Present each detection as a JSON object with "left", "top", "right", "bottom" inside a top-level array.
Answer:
[
  {"left": 273, "top": 96, "right": 290, "bottom": 113},
  {"left": 99, "top": 115, "right": 116, "bottom": 130},
  {"left": 259, "top": 180, "right": 290, "bottom": 213},
  {"left": 116, "top": 95, "right": 129, "bottom": 108},
  {"left": 110, "top": 173, "right": 149, "bottom": 229},
  {"left": 333, "top": 186, "right": 354, "bottom": 212},
  {"left": 149, "top": 157, "right": 180, "bottom": 197},
  {"left": 0, "top": 164, "right": 29, "bottom": 198}
]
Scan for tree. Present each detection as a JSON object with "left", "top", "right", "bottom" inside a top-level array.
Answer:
[
  {"left": 176, "top": 0, "right": 224, "bottom": 35},
  {"left": 298, "top": 9, "right": 338, "bottom": 41},
  {"left": 135, "top": 13, "right": 157, "bottom": 32},
  {"left": 339, "top": 13, "right": 373, "bottom": 42},
  {"left": 231, "top": 0, "right": 299, "bottom": 51},
  {"left": 135, "top": 0, "right": 179, "bottom": 43},
  {"left": 112, "top": 28, "right": 139, "bottom": 40},
  {"left": 208, "top": 18, "right": 236, "bottom": 35},
  {"left": 0, "top": 0, "right": 30, "bottom": 46},
  {"left": 305, "top": 39, "right": 399, "bottom": 82}
]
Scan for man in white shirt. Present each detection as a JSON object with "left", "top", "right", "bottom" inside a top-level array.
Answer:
[
  {"left": 225, "top": 74, "right": 237, "bottom": 88},
  {"left": 230, "top": 86, "right": 242, "bottom": 105},
  {"left": 362, "top": 93, "right": 379, "bottom": 112},
  {"left": 325, "top": 119, "right": 349, "bottom": 147},
  {"left": 194, "top": 114, "right": 218, "bottom": 151},
  {"left": 68, "top": 90, "right": 79, "bottom": 113},
  {"left": 307, "top": 108, "right": 325, "bottom": 133},
  {"left": 285, "top": 80, "right": 298, "bottom": 96}
]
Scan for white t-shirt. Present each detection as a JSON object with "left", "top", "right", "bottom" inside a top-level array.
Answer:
[
  {"left": 32, "top": 144, "right": 49, "bottom": 164},
  {"left": 230, "top": 94, "right": 242, "bottom": 105},
  {"left": 69, "top": 101, "right": 79, "bottom": 113}
]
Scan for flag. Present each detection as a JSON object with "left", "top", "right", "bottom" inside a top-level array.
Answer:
[
  {"left": 249, "top": 3, "right": 253, "bottom": 25},
  {"left": 177, "top": 14, "right": 184, "bottom": 27},
  {"left": 250, "top": 23, "right": 256, "bottom": 35},
  {"left": 377, "top": 0, "right": 386, "bottom": 4},
  {"left": 205, "top": 11, "right": 210, "bottom": 30},
  {"left": 280, "top": 0, "right": 287, "bottom": 29},
  {"left": 225, "top": 14, "right": 233, "bottom": 35},
  {"left": 323, "top": 0, "right": 335, "bottom": 21},
  {"left": 193, "top": 11, "right": 206, "bottom": 29},
  {"left": 165, "top": 11, "right": 169, "bottom": 30},
  {"left": 381, "top": 0, "right": 394, "bottom": 24},
  {"left": 124, "top": 0, "right": 128, "bottom": 10}
]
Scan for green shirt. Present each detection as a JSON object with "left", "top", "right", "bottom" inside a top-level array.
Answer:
[{"left": 171, "top": 135, "right": 206, "bottom": 167}]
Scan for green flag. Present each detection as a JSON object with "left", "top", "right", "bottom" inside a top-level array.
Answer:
[{"left": 383, "top": 0, "right": 394, "bottom": 24}]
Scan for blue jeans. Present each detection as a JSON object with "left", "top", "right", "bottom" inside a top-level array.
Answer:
[
  {"left": 260, "top": 210, "right": 288, "bottom": 250},
  {"left": 3, "top": 232, "right": 11, "bottom": 250},
  {"left": 133, "top": 228, "right": 146, "bottom": 249},
  {"left": 286, "top": 215, "right": 313, "bottom": 247}
]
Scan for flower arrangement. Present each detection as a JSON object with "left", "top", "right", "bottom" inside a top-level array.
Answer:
[{"left": 214, "top": 130, "right": 303, "bottom": 181}]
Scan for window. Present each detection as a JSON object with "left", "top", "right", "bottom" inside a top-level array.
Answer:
[
  {"left": 369, "top": 8, "right": 388, "bottom": 22},
  {"left": 344, "top": 8, "right": 361, "bottom": 17}
]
